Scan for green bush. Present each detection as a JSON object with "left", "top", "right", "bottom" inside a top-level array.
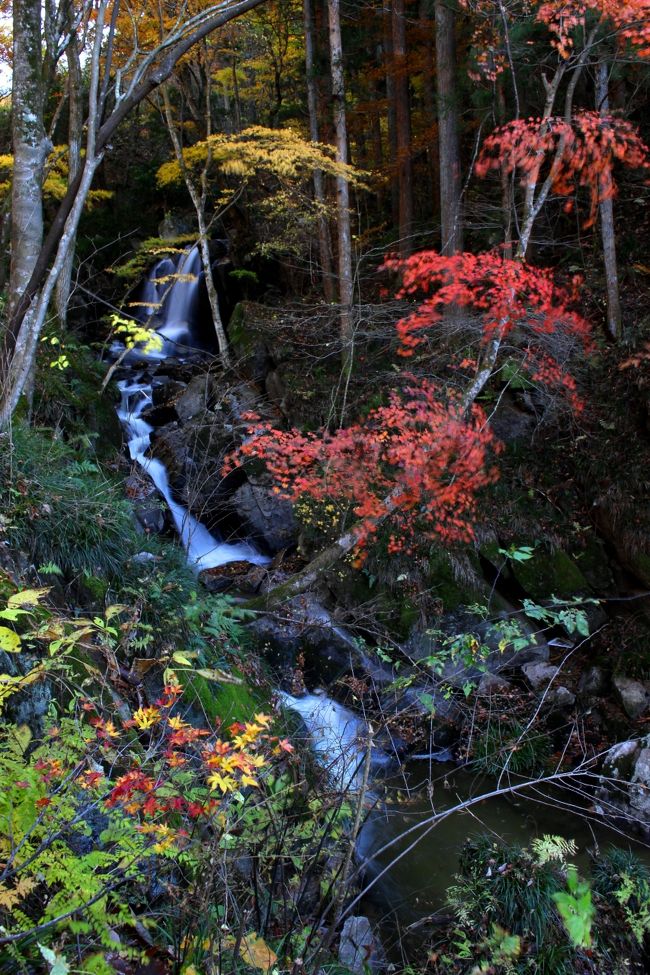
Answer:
[{"left": 0, "top": 424, "right": 137, "bottom": 580}]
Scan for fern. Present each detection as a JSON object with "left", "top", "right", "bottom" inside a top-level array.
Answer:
[{"left": 531, "top": 835, "right": 578, "bottom": 867}]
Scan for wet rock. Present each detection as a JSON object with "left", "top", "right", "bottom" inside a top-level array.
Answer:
[
  {"left": 522, "top": 662, "right": 559, "bottom": 691},
  {"left": 231, "top": 481, "right": 297, "bottom": 554},
  {"left": 175, "top": 373, "right": 216, "bottom": 422},
  {"left": 338, "top": 916, "right": 385, "bottom": 975},
  {"left": 0, "top": 649, "right": 51, "bottom": 735},
  {"left": 248, "top": 594, "right": 393, "bottom": 689},
  {"left": 133, "top": 494, "right": 166, "bottom": 534},
  {"left": 630, "top": 747, "right": 650, "bottom": 819},
  {"left": 602, "top": 740, "right": 641, "bottom": 781},
  {"left": 612, "top": 675, "right": 650, "bottom": 720},
  {"left": 199, "top": 561, "right": 269, "bottom": 595},
  {"left": 578, "top": 665, "right": 606, "bottom": 701},
  {"left": 149, "top": 423, "right": 188, "bottom": 487}
]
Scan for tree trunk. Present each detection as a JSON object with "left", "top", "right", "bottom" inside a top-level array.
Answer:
[
  {"left": 161, "top": 85, "right": 231, "bottom": 368},
  {"left": 392, "top": 0, "right": 413, "bottom": 255},
  {"left": 434, "top": 0, "right": 463, "bottom": 255},
  {"left": 305, "top": 0, "right": 336, "bottom": 302},
  {"left": 7, "top": 0, "right": 49, "bottom": 325},
  {"left": 420, "top": 0, "right": 438, "bottom": 221},
  {"left": 55, "top": 39, "right": 83, "bottom": 327},
  {"left": 383, "top": 1, "right": 399, "bottom": 229},
  {"left": 327, "top": 0, "right": 354, "bottom": 371},
  {"left": 595, "top": 59, "right": 621, "bottom": 340}
]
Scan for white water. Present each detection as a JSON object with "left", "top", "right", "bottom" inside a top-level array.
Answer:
[
  {"left": 115, "top": 246, "right": 269, "bottom": 572},
  {"left": 278, "top": 690, "right": 389, "bottom": 792},
  {"left": 117, "top": 376, "right": 268, "bottom": 571}
]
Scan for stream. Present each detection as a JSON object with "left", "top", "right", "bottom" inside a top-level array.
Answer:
[{"left": 113, "top": 248, "right": 650, "bottom": 947}]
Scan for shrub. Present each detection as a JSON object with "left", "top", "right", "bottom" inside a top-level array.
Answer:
[{"left": 0, "top": 424, "right": 137, "bottom": 580}]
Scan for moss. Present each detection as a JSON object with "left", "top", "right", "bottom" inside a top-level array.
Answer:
[
  {"left": 427, "top": 548, "right": 483, "bottom": 612},
  {"left": 178, "top": 669, "right": 267, "bottom": 725},
  {"left": 511, "top": 545, "right": 590, "bottom": 600}
]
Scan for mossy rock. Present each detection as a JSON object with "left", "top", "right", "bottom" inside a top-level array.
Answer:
[
  {"left": 427, "top": 548, "right": 484, "bottom": 612},
  {"left": 178, "top": 669, "right": 268, "bottom": 725},
  {"left": 510, "top": 545, "right": 591, "bottom": 600}
]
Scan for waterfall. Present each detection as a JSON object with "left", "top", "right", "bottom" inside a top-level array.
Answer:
[
  {"left": 114, "top": 245, "right": 269, "bottom": 572},
  {"left": 278, "top": 690, "right": 389, "bottom": 792},
  {"left": 133, "top": 244, "right": 204, "bottom": 352}
]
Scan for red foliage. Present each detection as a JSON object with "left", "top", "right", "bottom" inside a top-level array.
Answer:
[
  {"left": 536, "top": 0, "right": 650, "bottom": 59},
  {"left": 226, "top": 381, "right": 500, "bottom": 555},
  {"left": 383, "top": 249, "right": 591, "bottom": 407},
  {"left": 476, "top": 112, "right": 650, "bottom": 226}
]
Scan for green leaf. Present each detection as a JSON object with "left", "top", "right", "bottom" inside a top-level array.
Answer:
[
  {"left": 0, "top": 626, "right": 21, "bottom": 653},
  {"left": 8, "top": 587, "right": 49, "bottom": 607},
  {"left": 38, "top": 944, "right": 71, "bottom": 975}
]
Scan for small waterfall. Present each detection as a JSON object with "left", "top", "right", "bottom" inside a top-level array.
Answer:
[
  {"left": 132, "top": 245, "right": 204, "bottom": 352},
  {"left": 117, "top": 376, "right": 269, "bottom": 571},
  {"left": 278, "top": 690, "right": 389, "bottom": 792},
  {"left": 114, "top": 245, "right": 269, "bottom": 572}
]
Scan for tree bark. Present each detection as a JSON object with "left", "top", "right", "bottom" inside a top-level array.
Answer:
[
  {"left": 595, "top": 59, "right": 621, "bottom": 340},
  {"left": 327, "top": 0, "right": 354, "bottom": 371},
  {"left": 7, "top": 0, "right": 50, "bottom": 324},
  {"left": 434, "top": 0, "right": 463, "bottom": 255},
  {"left": 55, "top": 39, "right": 84, "bottom": 327},
  {"left": 161, "top": 85, "right": 231, "bottom": 368},
  {"left": 305, "top": 0, "right": 336, "bottom": 301},
  {"left": 392, "top": 0, "right": 413, "bottom": 255}
]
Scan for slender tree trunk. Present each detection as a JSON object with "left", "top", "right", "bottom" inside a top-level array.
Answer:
[
  {"left": 7, "top": 0, "right": 50, "bottom": 324},
  {"left": 327, "top": 0, "right": 354, "bottom": 370},
  {"left": 383, "top": 2, "right": 399, "bottom": 228},
  {"left": 392, "top": 0, "right": 413, "bottom": 255},
  {"left": 434, "top": 0, "right": 463, "bottom": 255},
  {"left": 161, "top": 85, "right": 231, "bottom": 368},
  {"left": 305, "top": 0, "right": 336, "bottom": 301},
  {"left": 420, "top": 0, "right": 438, "bottom": 221},
  {"left": 55, "top": 40, "right": 83, "bottom": 326},
  {"left": 595, "top": 59, "right": 621, "bottom": 340},
  {"left": 496, "top": 76, "right": 514, "bottom": 258}
]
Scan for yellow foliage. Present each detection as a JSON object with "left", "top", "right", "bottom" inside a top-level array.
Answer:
[{"left": 156, "top": 125, "right": 365, "bottom": 190}]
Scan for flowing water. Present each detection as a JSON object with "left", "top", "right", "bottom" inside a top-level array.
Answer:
[
  {"left": 115, "top": 249, "right": 650, "bottom": 944},
  {"left": 114, "top": 247, "right": 269, "bottom": 571}
]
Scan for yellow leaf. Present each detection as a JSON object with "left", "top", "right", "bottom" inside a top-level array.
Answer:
[
  {"left": 239, "top": 933, "right": 278, "bottom": 972},
  {"left": 195, "top": 668, "right": 242, "bottom": 685},
  {"left": 0, "top": 626, "right": 21, "bottom": 653},
  {"left": 12, "top": 724, "right": 32, "bottom": 754},
  {"left": 7, "top": 587, "right": 49, "bottom": 608},
  {"left": 172, "top": 651, "right": 194, "bottom": 666}
]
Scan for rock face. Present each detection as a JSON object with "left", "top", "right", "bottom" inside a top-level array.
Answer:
[
  {"left": 612, "top": 675, "right": 650, "bottom": 720},
  {"left": 599, "top": 738, "right": 650, "bottom": 837},
  {"left": 231, "top": 481, "right": 297, "bottom": 554}
]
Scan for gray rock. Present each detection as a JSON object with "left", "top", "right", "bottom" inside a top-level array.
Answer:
[
  {"left": 602, "top": 740, "right": 641, "bottom": 780},
  {"left": 477, "top": 673, "right": 512, "bottom": 696},
  {"left": 232, "top": 481, "right": 297, "bottom": 554},
  {"left": 175, "top": 374, "right": 215, "bottom": 422},
  {"left": 547, "top": 686, "right": 576, "bottom": 708},
  {"left": 338, "top": 916, "right": 385, "bottom": 975},
  {"left": 630, "top": 748, "right": 650, "bottom": 819},
  {"left": 613, "top": 675, "right": 650, "bottom": 720},
  {"left": 578, "top": 666, "right": 606, "bottom": 701},
  {"left": 522, "top": 662, "right": 559, "bottom": 691}
]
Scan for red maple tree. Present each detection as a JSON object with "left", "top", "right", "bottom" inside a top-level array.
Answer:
[{"left": 226, "top": 381, "right": 500, "bottom": 556}]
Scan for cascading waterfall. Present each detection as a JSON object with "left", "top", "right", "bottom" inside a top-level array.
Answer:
[{"left": 115, "top": 246, "right": 269, "bottom": 571}]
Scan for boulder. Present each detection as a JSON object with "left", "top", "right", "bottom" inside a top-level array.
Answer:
[
  {"left": 338, "top": 916, "right": 385, "bottom": 975},
  {"left": 612, "top": 675, "right": 650, "bottom": 720},
  {"left": 232, "top": 481, "right": 297, "bottom": 554},
  {"left": 175, "top": 374, "right": 216, "bottom": 422},
  {"left": 630, "top": 747, "right": 650, "bottom": 819},
  {"left": 522, "top": 662, "right": 559, "bottom": 691},
  {"left": 578, "top": 665, "right": 606, "bottom": 702},
  {"left": 602, "top": 740, "right": 641, "bottom": 781},
  {"left": 477, "top": 673, "right": 512, "bottom": 696},
  {"left": 546, "top": 685, "right": 576, "bottom": 709}
]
